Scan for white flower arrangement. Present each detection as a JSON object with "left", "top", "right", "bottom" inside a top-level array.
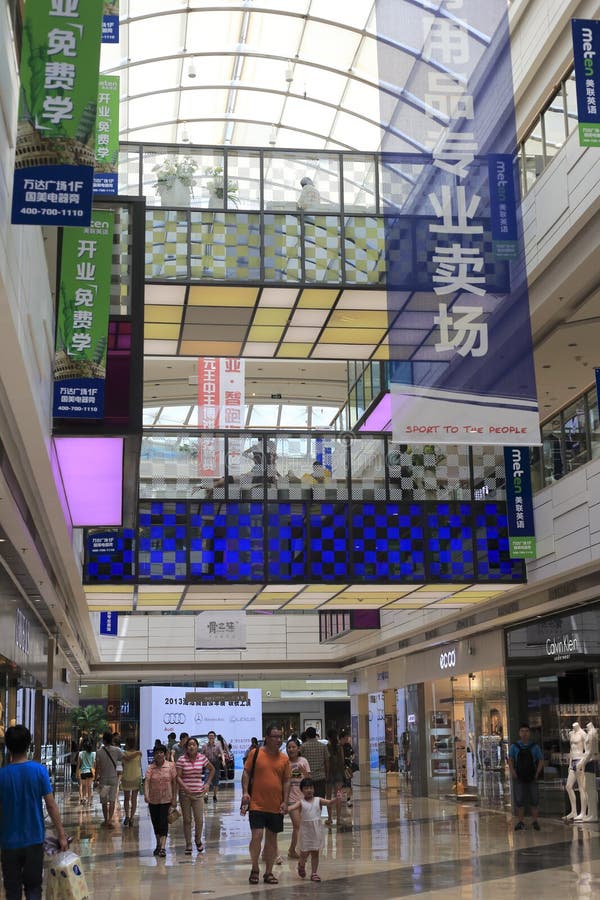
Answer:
[
  {"left": 152, "top": 155, "right": 198, "bottom": 189},
  {"left": 205, "top": 166, "right": 239, "bottom": 204}
]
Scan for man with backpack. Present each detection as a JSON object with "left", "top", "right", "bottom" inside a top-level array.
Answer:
[{"left": 508, "top": 723, "right": 544, "bottom": 831}]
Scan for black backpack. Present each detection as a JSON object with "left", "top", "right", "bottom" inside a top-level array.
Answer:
[{"left": 515, "top": 745, "right": 536, "bottom": 782}]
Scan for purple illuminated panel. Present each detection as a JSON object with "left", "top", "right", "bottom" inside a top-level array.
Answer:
[
  {"left": 53, "top": 437, "right": 123, "bottom": 526},
  {"left": 359, "top": 393, "right": 391, "bottom": 432}
]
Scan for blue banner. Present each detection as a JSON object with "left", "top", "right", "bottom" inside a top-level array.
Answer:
[
  {"left": 100, "top": 611, "right": 119, "bottom": 636},
  {"left": 503, "top": 447, "right": 536, "bottom": 558},
  {"left": 377, "top": 1, "right": 539, "bottom": 447},
  {"left": 88, "top": 532, "right": 118, "bottom": 556},
  {"left": 488, "top": 154, "right": 519, "bottom": 260},
  {"left": 11, "top": 165, "right": 93, "bottom": 226},
  {"left": 102, "top": 15, "right": 119, "bottom": 43},
  {"left": 572, "top": 19, "right": 600, "bottom": 147}
]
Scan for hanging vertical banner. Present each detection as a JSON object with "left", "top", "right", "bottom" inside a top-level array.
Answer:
[
  {"left": 53, "top": 209, "right": 114, "bottom": 419},
  {"left": 102, "top": 0, "right": 119, "bottom": 43},
  {"left": 99, "top": 611, "right": 119, "bottom": 636},
  {"left": 93, "top": 75, "right": 119, "bottom": 194},
  {"left": 11, "top": 0, "right": 103, "bottom": 227},
  {"left": 377, "top": 1, "right": 539, "bottom": 446},
  {"left": 596, "top": 368, "right": 600, "bottom": 421},
  {"left": 504, "top": 446, "right": 536, "bottom": 558},
  {"left": 572, "top": 19, "right": 600, "bottom": 147},
  {"left": 197, "top": 359, "right": 245, "bottom": 477}
]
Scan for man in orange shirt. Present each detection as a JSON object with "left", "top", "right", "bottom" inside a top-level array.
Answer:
[{"left": 241, "top": 723, "right": 291, "bottom": 885}]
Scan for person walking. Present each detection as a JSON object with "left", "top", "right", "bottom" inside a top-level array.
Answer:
[
  {"left": 121, "top": 736, "right": 143, "bottom": 827},
  {"left": 241, "top": 723, "right": 291, "bottom": 886},
  {"left": 340, "top": 727, "right": 357, "bottom": 809},
  {"left": 508, "top": 722, "right": 544, "bottom": 831},
  {"left": 94, "top": 731, "right": 123, "bottom": 827},
  {"left": 300, "top": 727, "right": 328, "bottom": 798},
  {"left": 75, "top": 737, "right": 96, "bottom": 807},
  {"left": 285, "top": 738, "right": 310, "bottom": 859},
  {"left": 144, "top": 743, "right": 177, "bottom": 857},
  {"left": 288, "top": 777, "right": 340, "bottom": 883},
  {"left": 324, "top": 728, "right": 345, "bottom": 828},
  {"left": 201, "top": 731, "right": 225, "bottom": 804},
  {"left": 176, "top": 737, "right": 215, "bottom": 854},
  {"left": 0, "top": 724, "right": 68, "bottom": 900},
  {"left": 172, "top": 732, "right": 189, "bottom": 763}
]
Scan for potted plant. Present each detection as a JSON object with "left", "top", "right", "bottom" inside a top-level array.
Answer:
[
  {"left": 152, "top": 155, "right": 198, "bottom": 206},
  {"left": 205, "top": 166, "right": 239, "bottom": 206}
]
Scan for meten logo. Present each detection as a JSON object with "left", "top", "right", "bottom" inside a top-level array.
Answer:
[
  {"left": 581, "top": 27, "right": 596, "bottom": 77},
  {"left": 163, "top": 713, "right": 186, "bottom": 725}
]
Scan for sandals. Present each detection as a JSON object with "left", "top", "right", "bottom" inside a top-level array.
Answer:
[
  {"left": 249, "top": 869, "right": 260, "bottom": 884},
  {"left": 158, "top": 849, "right": 167, "bottom": 857},
  {"left": 298, "top": 862, "right": 306, "bottom": 878},
  {"left": 185, "top": 846, "right": 192, "bottom": 855},
  {"left": 195, "top": 842, "right": 204, "bottom": 853},
  {"left": 311, "top": 873, "right": 322, "bottom": 882},
  {"left": 263, "top": 873, "right": 279, "bottom": 884}
]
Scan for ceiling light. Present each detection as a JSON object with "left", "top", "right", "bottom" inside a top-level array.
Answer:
[
  {"left": 180, "top": 122, "right": 190, "bottom": 143},
  {"left": 285, "top": 62, "right": 294, "bottom": 83},
  {"left": 187, "top": 59, "right": 197, "bottom": 79},
  {"left": 268, "top": 126, "right": 277, "bottom": 146}
]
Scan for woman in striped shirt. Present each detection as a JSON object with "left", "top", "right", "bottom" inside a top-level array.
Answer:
[{"left": 176, "top": 737, "right": 215, "bottom": 854}]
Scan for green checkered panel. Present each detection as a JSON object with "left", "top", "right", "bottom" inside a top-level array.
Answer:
[
  {"left": 344, "top": 216, "right": 386, "bottom": 284},
  {"left": 145, "top": 210, "right": 189, "bottom": 279},
  {"left": 304, "top": 216, "right": 341, "bottom": 282},
  {"left": 264, "top": 214, "right": 301, "bottom": 282},
  {"left": 190, "top": 213, "right": 260, "bottom": 280}
]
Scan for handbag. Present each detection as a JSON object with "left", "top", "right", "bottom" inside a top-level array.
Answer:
[{"left": 167, "top": 807, "right": 181, "bottom": 825}]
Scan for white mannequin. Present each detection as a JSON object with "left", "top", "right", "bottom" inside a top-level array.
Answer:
[
  {"left": 564, "top": 722, "right": 588, "bottom": 821},
  {"left": 577, "top": 723, "right": 599, "bottom": 822}
]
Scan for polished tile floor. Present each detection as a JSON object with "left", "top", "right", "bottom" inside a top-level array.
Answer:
[{"left": 32, "top": 783, "right": 600, "bottom": 898}]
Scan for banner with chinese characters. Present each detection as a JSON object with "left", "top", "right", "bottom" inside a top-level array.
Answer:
[
  {"left": 197, "top": 358, "right": 245, "bottom": 477},
  {"left": 195, "top": 611, "right": 247, "bottom": 650},
  {"left": 503, "top": 446, "right": 536, "bottom": 558},
  {"left": 11, "top": 0, "right": 103, "bottom": 227},
  {"left": 93, "top": 75, "right": 119, "bottom": 194},
  {"left": 99, "top": 611, "right": 119, "bottom": 636},
  {"left": 102, "top": 0, "right": 119, "bottom": 43},
  {"left": 53, "top": 209, "right": 114, "bottom": 418},
  {"left": 377, "top": 1, "right": 539, "bottom": 446},
  {"left": 572, "top": 19, "right": 600, "bottom": 147}
]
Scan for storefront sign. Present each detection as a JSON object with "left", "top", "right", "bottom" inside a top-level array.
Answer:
[
  {"left": 194, "top": 611, "right": 247, "bottom": 650},
  {"left": 545, "top": 632, "right": 579, "bottom": 662},
  {"left": 53, "top": 209, "right": 114, "bottom": 418},
  {"left": 506, "top": 606, "right": 600, "bottom": 663},
  {"left": 439, "top": 648, "right": 457, "bottom": 670},
  {"left": 572, "top": 19, "right": 600, "bottom": 147},
  {"left": 88, "top": 531, "right": 118, "bottom": 555},
  {"left": 93, "top": 75, "right": 119, "bottom": 194},
  {"left": 504, "top": 446, "right": 536, "bottom": 558},
  {"left": 11, "top": 0, "right": 103, "bottom": 227},
  {"left": 378, "top": 0, "right": 538, "bottom": 445}
]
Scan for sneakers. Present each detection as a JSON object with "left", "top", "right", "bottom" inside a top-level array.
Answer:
[
  {"left": 514, "top": 821, "right": 525, "bottom": 831},
  {"left": 532, "top": 821, "right": 541, "bottom": 831}
]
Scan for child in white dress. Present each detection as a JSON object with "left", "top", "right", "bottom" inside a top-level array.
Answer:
[{"left": 287, "top": 777, "right": 340, "bottom": 882}]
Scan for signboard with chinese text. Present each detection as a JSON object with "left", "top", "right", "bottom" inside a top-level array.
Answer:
[
  {"left": 572, "top": 19, "right": 600, "bottom": 147},
  {"left": 195, "top": 611, "right": 247, "bottom": 650},
  {"left": 99, "top": 611, "right": 119, "bottom": 636},
  {"left": 93, "top": 75, "right": 119, "bottom": 194},
  {"left": 102, "top": 0, "right": 119, "bottom": 43},
  {"left": 53, "top": 209, "right": 114, "bottom": 418},
  {"left": 377, "top": 1, "right": 539, "bottom": 446},
  {"left": 139, "top": 686, "right": 262, "bottom": 772},
  {"left": 504, "top": 446, "right": 536, "bottom": 558},
  {"left": 11, "top": 0, "right": 103, "bottom": 227},
  {"left": 197, "top": 358, "right": 245, "bottom": 477}
]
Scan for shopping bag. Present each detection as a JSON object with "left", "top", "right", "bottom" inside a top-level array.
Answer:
[
  {"left": 167, "top": 806, "right": 181, "bottom": 825},
  {"left": 46, "top": 851, "right": 90, "bottom": 900}
]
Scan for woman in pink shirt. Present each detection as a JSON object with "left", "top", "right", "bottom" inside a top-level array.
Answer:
[
  {"left": 144, "top": 744, "right": 177, "bottom": 857},
  {"left": 176, "top": 737, "right": 215, "bottom": 854}
]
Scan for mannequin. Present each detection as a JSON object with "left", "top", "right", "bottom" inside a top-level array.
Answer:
[
  {"left": 564, "top": 722, "right": 587, "bottom": 821},
  {"left": 577, "top": 723, "right": 599, "bottom": 822}
]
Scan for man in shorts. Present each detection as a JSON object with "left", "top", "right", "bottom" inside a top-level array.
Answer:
[
  {"left": 508, "top": 723, "right": 543, "bottom": 831},
  {"left": 94, "top": 731, "right": 123, "bottom": 827},
  {"left": 241, "top": 723, "right": 290, "bottom": 885}
]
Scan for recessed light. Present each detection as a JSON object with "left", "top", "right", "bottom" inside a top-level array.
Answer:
[
  {"left": 568, "top": 343, "right": 577, "bottom": 348},
  {"left": 542, "top": 364, "right": 551, "bottom": 369}
]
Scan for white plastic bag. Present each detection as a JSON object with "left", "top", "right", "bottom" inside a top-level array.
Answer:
[{"left": 46, "top": 851, "right": 90, "bottom": 900}]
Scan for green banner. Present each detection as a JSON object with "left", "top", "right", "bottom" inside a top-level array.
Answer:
[
  {"left": 53, "top": 209, "right": 114, "bottom": 419},
  {"left": 94, "top": 75, "right": 119, "bottom": 193},
  {"left": 18, "top": 0, "right": 103, "bottom": 147}
]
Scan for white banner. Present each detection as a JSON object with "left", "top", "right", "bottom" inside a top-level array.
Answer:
[
  {"left": 139, "top": 686, "right": 262, "bottom": 771},
  {"left": 195, "top": 611, "right": 247, "bottom": 650}
]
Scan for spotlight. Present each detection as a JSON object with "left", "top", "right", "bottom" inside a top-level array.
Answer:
[{"left": 187, "top": 59, "right": 197, "bottom": 79}]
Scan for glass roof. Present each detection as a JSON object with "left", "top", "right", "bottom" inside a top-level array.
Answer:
[{"left": 99, "top": 0, "right": 502, "bottom": 151}]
